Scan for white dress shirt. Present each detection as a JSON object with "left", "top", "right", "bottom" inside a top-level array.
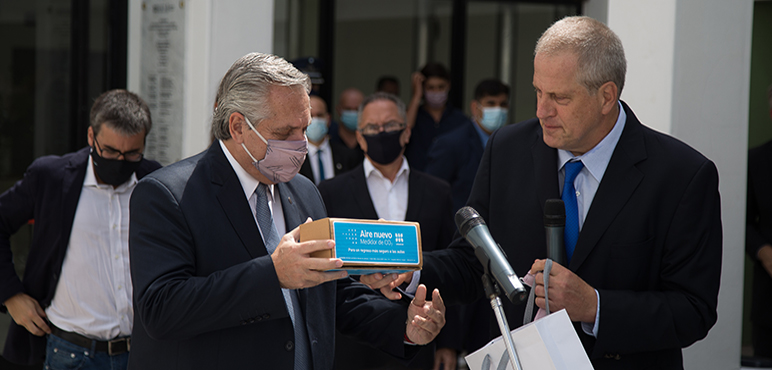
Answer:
[
  {"left": 308, "top": 138, "right": 335, "bottom": 185},
  {"left": 46, "top": 158, "right": 136, "bottom": 340},
  {"left": 363, "top": 156, "right": 410, "bottom": 222}
]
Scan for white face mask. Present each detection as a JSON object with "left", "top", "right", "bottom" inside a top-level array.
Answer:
[
  {"left": 479, "top": 107, "right": 508, "bottom": 132},
  {"left": 240, "top": 115, "right": 308, "bottom": 183}
]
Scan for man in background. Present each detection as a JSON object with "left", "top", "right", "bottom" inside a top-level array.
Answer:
[
  {"left": 425, "top": 78, "right": 510, "bottom": 213},
  {"left": 299, "top": 95, "right": 359, "bottom": 185},
  {"left": 318, "top": 92, "right": 458, "bottom": 370},
  {"left": 0, "top": 89, "right": 161, "bottom": 369}
]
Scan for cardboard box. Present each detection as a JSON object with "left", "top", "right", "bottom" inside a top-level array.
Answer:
[{"left": 299, "top": 218, "right": 422, "bottom": 274}]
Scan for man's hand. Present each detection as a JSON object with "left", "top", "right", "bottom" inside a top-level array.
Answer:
[
  {"left": 433, "top": 347, "right": 457, "bottom": 370},
  {"left": 360, "top": 272, "right": 413, "bottom": 300},
  {"left": 529, "top": 259, "right": 596, "bottom": 323},
  {"left": 405, "top": 284, "right": 446, "bottom": 345},
  {"left": 4, "top": 293, "right": 50, "bottom": 336},
  {"left": 272, "top": 220, "right": 348, "bottom": 289},
  {"left": 757, "top": 245, "right": 772, "bottom": 278}
]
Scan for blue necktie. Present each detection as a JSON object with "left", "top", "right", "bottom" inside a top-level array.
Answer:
[
  {"left": 562, "top": 161, "right": 584, "bottom": 263},
  {"left": 317, "top": 149, "right": 325, "bottom": 182},
  {"left": 254, "top": 184, "right": 310, "bottom": 369}
]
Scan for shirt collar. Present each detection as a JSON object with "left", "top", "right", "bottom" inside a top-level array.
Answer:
[
  {"left": 84, "top": 150, "right": 138, "bottom": 191},
  {"left": 307, "top": 137, "right": 331, "bottom": 156},
  {"left": 219, "top": 140, "right": 274, "bottom": 201},
  {"left": 558, "top": 101, "right": 627, "bottom": 182},
  {"left": 363, "top": 155, "right": 410, "bottom": 182}
]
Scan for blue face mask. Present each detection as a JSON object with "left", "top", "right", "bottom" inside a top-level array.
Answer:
[
  {"left": 306, "top": 117, "right": 329, "bottom": 143},
  {"left": 479, "top": 107, "right": 508, "bottom": 133},
  {"left": 340, "top": 110, "right": 359, "bottom": 131}
]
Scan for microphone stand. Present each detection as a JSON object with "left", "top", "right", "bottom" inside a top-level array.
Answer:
[{"left": 481, "top": 266, "right": 523, "bottom": 370}]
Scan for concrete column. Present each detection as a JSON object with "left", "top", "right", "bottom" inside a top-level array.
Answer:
[{"left": 128, "top": 0, "right": 275, "bottom": 159}]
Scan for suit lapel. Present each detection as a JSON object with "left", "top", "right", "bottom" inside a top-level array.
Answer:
[
  {"left": 569, "top": 105, "right": 647, "bottom": 270},
  {"left": 405, "top": 170, "right": 422, "bottom": 222},
  {"left": 209, "top": 143, "right": 267, "bottom": 259},
  {"left": 350, "top": 165, "right": 379, "bottom": 219}
]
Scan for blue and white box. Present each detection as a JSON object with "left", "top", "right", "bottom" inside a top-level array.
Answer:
[{"left": 300, "top": 218, "right": 423, "bottom": 274}]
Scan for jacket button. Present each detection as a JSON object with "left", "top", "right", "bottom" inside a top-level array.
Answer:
[{"left": 285, "top": 341, "right": 294, "bottom": 351}]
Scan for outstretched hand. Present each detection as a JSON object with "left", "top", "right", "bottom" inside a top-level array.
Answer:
[{"left": 405, "top": 284, "right": 446, "bottom": 345}]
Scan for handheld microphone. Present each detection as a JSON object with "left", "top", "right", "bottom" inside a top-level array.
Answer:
[
  {"left": 455, "top": 207, "right": 526, "bottom": 304},
  {"left": 544, "top": 199, "right": 567, "bottom": 265}
]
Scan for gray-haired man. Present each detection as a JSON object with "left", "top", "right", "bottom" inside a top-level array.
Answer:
[{"left": 127, "top": 52, "right": 445, "bottom": 370}]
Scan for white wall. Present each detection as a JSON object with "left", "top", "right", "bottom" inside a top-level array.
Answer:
[
  {"left": 588, "top": 0, "right": 753, "bottom": 369},
  {"left": 128, "top": 0, "right": 274, "bottom": 159}
]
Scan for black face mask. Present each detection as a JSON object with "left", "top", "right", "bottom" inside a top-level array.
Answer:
[
  {"left": 364, "top": 129, "right": 404, "bottom": 165},
  {"left": 90, "top": 148, "right": 141, "bottom": 186}
]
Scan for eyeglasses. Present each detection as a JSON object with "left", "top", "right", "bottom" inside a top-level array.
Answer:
[
  {"left": 359, "top": 121, "right": 406, "bottom": 136},
  {"left": 94, "top": 137, "right": 144, "bottom": 162}
]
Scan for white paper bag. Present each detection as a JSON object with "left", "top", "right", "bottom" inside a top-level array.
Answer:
[{"left": 465, "top": 309, "right": 594, "bottom": 370}]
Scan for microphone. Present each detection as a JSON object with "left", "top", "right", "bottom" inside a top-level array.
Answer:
[
  {"left": 544, "top": 199, "right": 567, "bottom": 265},
  {"left": 455, "top": 207, "right": 526, "bottom": 304}
]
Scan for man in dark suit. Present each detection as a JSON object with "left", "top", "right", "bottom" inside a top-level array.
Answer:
[
  {"left": 127, "top": 53, "right": 446, "bottom": 370},
  {"left": 746, "top": 85, "right": 772, "bottom": 359},
  {"left": 299, "top": 95, "right": 360, "bottom": 185},
  {"left": 365, "top": 16, "right": 722, "bottom": 369},
  {"left": 0, "top": 89, "right": 161, "bottom": 368},
  {"left": 317, "top": 92, "right": 458, "bottom": 370}
]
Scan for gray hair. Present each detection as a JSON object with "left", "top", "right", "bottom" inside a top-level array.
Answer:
[
  {"left": 90, "top": 89, "right": 152, "bottom": 136},
  {"left": 535, "top": 16, "right": 626, "bottom": 98},
  {"left": 358, "top": 92, "right": 407, "bottom": 127},
  {"left": 211, "top": 52, "right": 311, "bottom": 140}
]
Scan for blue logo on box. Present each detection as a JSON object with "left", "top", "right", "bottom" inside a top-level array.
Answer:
[{"left": 333, "top": 221, "right": 419, "bottom": 264}]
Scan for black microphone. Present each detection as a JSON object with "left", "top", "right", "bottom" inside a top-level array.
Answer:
[
  {"left": 455, "top": 207, "right": 526, "bottom": 304},
  {"left": 544, "top": 199, "right": 567, "bottom": 265}
]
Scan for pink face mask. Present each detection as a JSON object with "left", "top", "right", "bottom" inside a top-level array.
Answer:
[
  {"left": 240, "top": 115, "right": 308, "bottom": 183},
  {"left": 424, "top": 90, "right": 448, "bottom": 108}
]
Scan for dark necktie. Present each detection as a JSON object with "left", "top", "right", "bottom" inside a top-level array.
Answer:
[
  {"left": 253, "top": 183, "right": 310, "bottom": 369},
  {"left": 562, "top": 161, "right": 584, "bottom": 263},
  {"left": 317, "top": 149, "right": 325, "bottom": 182}
]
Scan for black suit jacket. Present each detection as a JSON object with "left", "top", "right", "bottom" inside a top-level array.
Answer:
[
  {"left": 128, "top": 143, "right": 413, "bottom": 370},
  {"left": 317, "top": 162, "right": 457, "bottom": 369},
  {"left": 421, "top": 102, "right": 722, "bottom": 369},
  {"left": 299, "top": 139, "right": 361, "bottom": 184},
  {"left": 425, "top": 121, "right": 485, "bottom": 213},
  {"left": 747, "top": 140, "right": 772, "bottom": 328},
  {"left": 0, "top": 147, "right": 161, "bottom": 365}
]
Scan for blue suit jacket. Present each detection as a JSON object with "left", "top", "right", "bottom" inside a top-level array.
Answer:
[
  {"left": 0, "top": 147, "right": 161, "bottom": 365},
  {"left": 128, "top": 142, "right": 413, "bottom": 370},
  {"left": 421, "top": 102, "right": 722, "bottom": 369},
  {"left": 424, "top": 121, "right": 485, "bottom": 213}
]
